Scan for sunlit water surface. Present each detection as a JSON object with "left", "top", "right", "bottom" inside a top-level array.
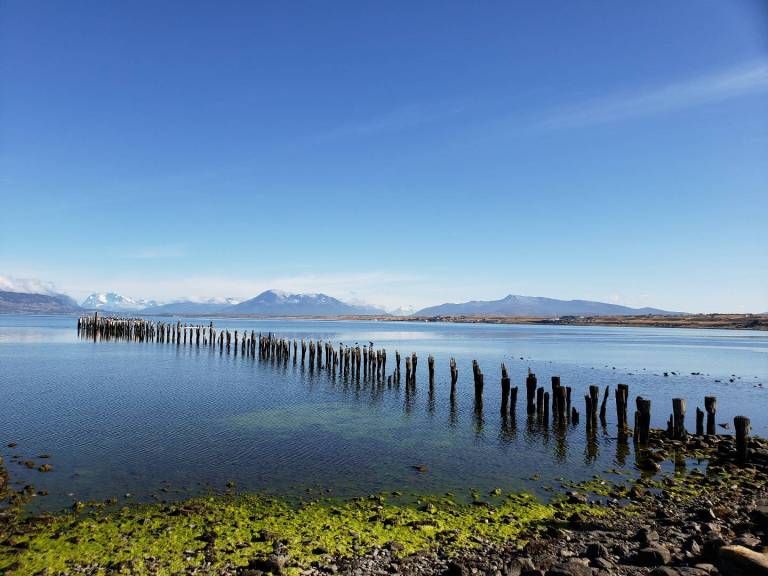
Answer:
[{"left": 1, "top": 315, "right": 766, "bottom": 511}]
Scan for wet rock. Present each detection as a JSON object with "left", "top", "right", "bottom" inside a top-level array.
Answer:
[
  {"left": 635, "top": 545, "right": 672, "bottom": 566},
  {"left": 545, "top": 559, "right": 591, "bottom": 576},
  {"left": 636, "top": 528, "right": 660, "bottom": 547},
  {"left": 445, "top": 560, "right": 468, "bottom": 575},
  {"left": 384, "top": 541, "right": 404, "bottom": 553},
  {"left": 731, "top": 534, "right": 761, "bottom": 549},
  {"left": 591, "top": 558, "right": 613, "bottom": 571},
  {"left": 584, "top": 542, "right": 609, "bottom": 560},
  {"left": 38, "top": 464, "right": 52, "bottom": 473},
  {"left": 650, "top": 568, "right": 681, "bottom": 576},
  {"left": 638, "top": 459, "right": 662, "bottom": 473},
  {"left": 566, "top": 492, "right": 588, "bottom": 504},
  {"left": 718, "top": 544, "right": 768, "bottom": 575}
]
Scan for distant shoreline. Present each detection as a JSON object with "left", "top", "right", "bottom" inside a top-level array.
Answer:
[{"left": 23, "top": 311, "right": 763, "bottom": 331}]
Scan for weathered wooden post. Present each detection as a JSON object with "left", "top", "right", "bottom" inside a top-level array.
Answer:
[
  {"left": 472, "top": 360, "right": 483, "bottom": 401},
  {"left": 501, "top": 363, "right": 510, "bottom": 414},
  {"left": 543, "top": 391, "right": 550, "bottom": 425},
  {"left": 599, "top": 385, "right": 610, "bottom": 425},
  {"left": 589, "top": 385, "right": 599, "bottom": 424},
  {"left": 428, "top": 355, "right": 435, "bottom": 387},
  {"left": 526, "top": 371, "right": 537, "bottom": 415},
  {"left": 536, "top": 386, "right": 544, "bottom": 419},
  {"left": 672, "top": 398, "right": 686, "bottom": 439},
  {"left": 584, "top": 395, "right": 593, "bottom": 428},
  {"left": 556, "top": 386, "right": 567, "bottom": 424},
  {"left": 636, "top": 398, "right": 651, "bottom": 444},
  {"left": 705, "top": 396, "right": 717, "bottom": 436},
  {"left": 615, "top": 384, "right": 629, "bottom": 431},
  {"left": 734, "top": 416, "right": 751, "bottom": 464},
  {"left": 449, "top": 358, "right": 458, "bottom": 396},
  {"left": 510, "top": 386, "right": 518, "bottom": 416},
  {"left": 551, "top": 376, "right": 561, "bottom": 415},
  {"left": 696, "top": 407, "right": 704, "bottom": 436}
]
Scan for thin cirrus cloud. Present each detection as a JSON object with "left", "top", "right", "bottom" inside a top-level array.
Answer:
[{"left": 540, "top": 60, "right": 768, "bottom": 129}]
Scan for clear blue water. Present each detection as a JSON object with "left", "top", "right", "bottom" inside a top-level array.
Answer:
[{"left": 1, "top": 315, "right": 766, "bottom": 511}]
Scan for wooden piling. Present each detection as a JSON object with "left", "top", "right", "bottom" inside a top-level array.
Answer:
[
  {"left": 734, "top": 416, "right": 751, "bottom": 464},
  {"left": 672, "top": 398, "right": 687, "bottom": 439},
  {"left": 705, "top": 396, "right": 717, "bottom": 436},
  {"left": 501, "top": 363, "right": 510, "bottom": 414},
  {"left": 526, "top": 371, "right": 537, "bottom": 415},
  {"left": 636, "top": 398, "right": 651, "bottom": 444},
  {"left": 599, "top": 385, "right": 609, "bottom": 425},
  {"left": 472, "top": 360, "right": 483, "bottom": 401},
  {"left": 428, "top": 355, "right": 435, "bottom": 387}
]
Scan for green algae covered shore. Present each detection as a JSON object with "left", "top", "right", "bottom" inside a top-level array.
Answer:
[
  {"left": 2, "top": 431, "right": 768, "bottom": 575},
  {"left": 0, "top": 484, "right": 597, "bottom": 575}
]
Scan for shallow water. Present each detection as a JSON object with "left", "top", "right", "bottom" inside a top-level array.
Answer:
[{"left": 1, "top": 315, "right": 766, "bottom": 511}]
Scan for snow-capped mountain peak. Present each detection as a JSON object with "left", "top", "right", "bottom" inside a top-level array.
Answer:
[{"left": 81, "top": 292, "right": 157, "bottom": 311}]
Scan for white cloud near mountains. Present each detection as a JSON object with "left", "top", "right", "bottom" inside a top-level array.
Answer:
[
  {"left": 0, "top": 275, "right": 61, "bottom": 295},
  {"left": 541, "top": 60, "right": 768, "bottom": 129}
]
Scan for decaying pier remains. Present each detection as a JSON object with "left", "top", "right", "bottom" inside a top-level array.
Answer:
[{"left": 77, "top": 313, "right": 754, "bottom": 464}]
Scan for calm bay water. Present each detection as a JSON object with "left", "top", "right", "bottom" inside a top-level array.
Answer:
[{"left": 1, "top": 314, "right": 766, "bottom": 511}]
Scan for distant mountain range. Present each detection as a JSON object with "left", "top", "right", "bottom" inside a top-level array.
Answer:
[
  {"left": 227, "top": 290, "right": 386, "bottom": 316},
  {"left": 414, "top": 294, "right": 679, "bottom": 317},
  {"left": 0, "top": 291, "right": 81, "bottom": 314},
  {"left": 141, "top": 297, "right": 241, "bottom": 315},
  {"left": 0, "top": 286, "right": 698, "bottom": 317}
]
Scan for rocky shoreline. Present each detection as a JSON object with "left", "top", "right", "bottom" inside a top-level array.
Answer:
[
  {"left": 1, "top": 432, "right": 768, "bottom": 575},
  {"left": 245, "top": 433, "right": 768, "bottom": 576}
]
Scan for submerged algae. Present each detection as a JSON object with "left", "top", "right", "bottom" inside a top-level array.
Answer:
[{"left": 0, "top": 490, "right": 600, "bottom": 575}]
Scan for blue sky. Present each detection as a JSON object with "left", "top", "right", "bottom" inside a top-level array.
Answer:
[{"left": 1, "top": 1, "right": 766, "bottom": 312}]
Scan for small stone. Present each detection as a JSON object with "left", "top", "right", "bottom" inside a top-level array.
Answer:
[
  {"left": 512, "top": 558, "right": 537, "bottom": 574},
  {"left": 585, "top": 542, "right": 610, "bottom": 560},
  {"left": 650, "top": 568, "right": 680, "bottom": 576},
  {"left": 636, "top": 528, "right": 660, "bottom": 547},
  {"left": 731, "top": 535, "right": 761, "bottom": 549},
  {"left": 567, "top": 492, "right": 588, "bottom": 504},
  {"left": 683, "top": 537, "right": 701, "bottom": 556},
  {"left": 545, "top": 559, "right": 591, "bottom": 576},
  {"left": 635, "top": 545, "right": 672, "bottom": 566}
]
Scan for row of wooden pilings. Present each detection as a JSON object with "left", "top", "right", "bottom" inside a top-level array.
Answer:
[{"left": 77, "top": 312, "right": 754, "bottom": 464}]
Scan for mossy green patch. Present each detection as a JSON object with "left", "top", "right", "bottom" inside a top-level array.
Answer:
[{"left": 0, "top": 490, "right": 601, "bottom": 575}]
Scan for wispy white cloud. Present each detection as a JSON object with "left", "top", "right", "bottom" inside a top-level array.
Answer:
[
  {"left": 319, "top": 102, "right": 464, "bottom": 141},
  {"left": 0, "top": 275, "right": 60, "bottom": 295},
  {"left": 541, "top": 60, "right": 768, "bottom": 129}
]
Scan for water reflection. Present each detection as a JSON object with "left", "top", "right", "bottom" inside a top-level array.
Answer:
[{"left": 1, "top": 315, "right": 766, "bottom": 512}]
